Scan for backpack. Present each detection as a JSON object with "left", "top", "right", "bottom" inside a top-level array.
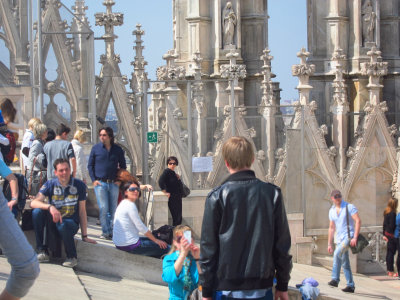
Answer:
[
  {"left": 0, "top": 131, "right": 16, "bottom": 165},
  {"left": 152, "top": 225, "right": 174, "bottom": 245},
  {"left": 3, "top": 173, "right": 29, "bottom": 211}
]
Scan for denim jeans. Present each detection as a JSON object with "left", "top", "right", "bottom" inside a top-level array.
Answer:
[
  {"left": 32, "top": 208, "right": 79, "bottom": 258},
  {"left": 0, "top": 193, "right": 40, "bottom": 297},
  {"left": 217, "top": 289, "right": 273, "bottom": 300},
  {"left": 332, "top": 239, "right": 354, "bottom": 287},
  {"left": 94, "top": 181, "right": 119, "bottom": 236},
  {"left": 125, "top": 237, "right": 169, "bottom": 258}
]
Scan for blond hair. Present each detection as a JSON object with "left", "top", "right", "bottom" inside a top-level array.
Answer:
[
  {"left": 73, "top": 129, "right": 86, "bottom": 143},
  {"left": 167, "top": 225, "right": 193, "bottom": 255},
  {"left": 222, "top": 136, "right": 254, "bottom": 170},
  {"left": 33, "top": 123, "right": 47, "bottom": 139},
  {"left": 28, "top": 117, "right": 42, "bottom": 129}
]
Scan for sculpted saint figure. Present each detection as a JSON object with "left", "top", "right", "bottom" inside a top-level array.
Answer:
[
  {"left": 223, "top": 2, "right": 236, "bottom": 47},
  {"left": 362, "top": 0, "right": 376, "bottom": 44}
]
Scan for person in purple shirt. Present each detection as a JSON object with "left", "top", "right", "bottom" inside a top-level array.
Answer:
[{"left": 88, "top": 127, "right": 126, "bottom": 240}]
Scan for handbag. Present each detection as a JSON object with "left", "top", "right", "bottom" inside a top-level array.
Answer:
[
  {"left": 179, "top": 180, "right": 191, "bottom": 198},
  {"left": 27, "top": 157, "right": 47, "bottom": 196},
  {"left": 189, "top": 287, "right": 202, "bottom": 300},
  {"left": 346, "top": 204, "right": 369, "bottom": 254}
]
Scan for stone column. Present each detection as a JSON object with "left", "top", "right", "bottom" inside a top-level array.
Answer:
[
  {"left": 72, "top": 0, "right": 91, "bottom": 138},
  {"left": 220, "top": 50, "right": 246, "bottom": 136},
  {"left": 330, "top": 48, "right": 349, "bottom": 182},
  {"left": 258, "top": 48, "right": 276, "bottom": 181},
  {"left": 360, "top": 46, "right": 388, "bottom": 106},
  {"left": 191, "top": 51, "right": 207, "bottom": 156},
  {"left": 292, "top": 48, "right": 315, "bottom": 106}
]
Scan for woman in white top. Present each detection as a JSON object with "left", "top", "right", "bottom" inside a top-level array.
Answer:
[
  {"left": 113, "top": 180, "right": 169, "bottom": 258},
  {"left": 71, "top": 129, "right": 90, "bottom": 184},
  {"left": 21, "top": 117, "right": 42, "bottom": 171}
]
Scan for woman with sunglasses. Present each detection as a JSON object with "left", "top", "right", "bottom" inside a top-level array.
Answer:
[
  {"left": 112, "top": 180, "right": 169, "bottom": 258},
  {"left": 159, "top": 156, "right": 183, "bottom": 226},
  {"left": 162, "top": 225, "right": 201, "bottom": 300}
]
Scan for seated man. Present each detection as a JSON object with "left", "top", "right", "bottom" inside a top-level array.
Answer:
[{"left": 31, "top": 158, "right": 96, "bottom": 267}]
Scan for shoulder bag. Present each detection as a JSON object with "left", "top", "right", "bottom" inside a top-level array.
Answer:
[
  {"left": 27, "top": 157, "right": 47, "bottom": 196},
  {"left": 346, "top": 204, "right": 369, "bottom": 254}
]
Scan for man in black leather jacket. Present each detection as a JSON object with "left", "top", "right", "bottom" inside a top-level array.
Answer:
[{"left": 200, "top": 136, "right": 292, "bottom": 300}]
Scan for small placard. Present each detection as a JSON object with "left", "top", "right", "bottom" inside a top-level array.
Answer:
[
  {"left": 147, "top": 132, "right": 158, "bottom": 143},
  {"left": 192, "top": 156, "right": 213, "bottom": 173}
]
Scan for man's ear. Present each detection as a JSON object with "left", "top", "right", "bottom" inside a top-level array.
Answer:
[{"left": 224, "top": 160, "right": 229, "bottom": 169}]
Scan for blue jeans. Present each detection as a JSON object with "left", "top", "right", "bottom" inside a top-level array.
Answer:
[
  {"left": 0, "top": 193, "right": 40, "bottom": 297},
  {"left": 332, "top": 239, "right": 354, "bottom": 287},
  {"left": 94, "top": 181, "right": 119, "bottom": 236},
  {"left": 32, "top": 208, "right": 79, "bottom": 258},
  {"left": 125, "top": 237, "right": 169, "bottom": 258},
  {"left": 217, "top": 289, "right": 273, "bottom": 300}
]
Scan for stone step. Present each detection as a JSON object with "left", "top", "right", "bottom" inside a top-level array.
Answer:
[{"left": 312, "top": 254, "right": 333, "bottom": 270}]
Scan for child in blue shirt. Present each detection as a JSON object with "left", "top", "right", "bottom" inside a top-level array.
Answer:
[{"left": 162, "top": 225, "right": 200, "bottom": 299}]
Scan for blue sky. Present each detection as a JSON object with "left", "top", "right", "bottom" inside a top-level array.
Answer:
[{"left": 83, "top": 0, "right": 307, "bottom": 102}]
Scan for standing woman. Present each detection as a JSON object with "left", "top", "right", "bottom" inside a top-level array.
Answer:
[
  {"left": 383, "top": 198, "right": 399, "bottom": 277},
  {"left": 26, "top": 123, "right": 47, "bottom": 196},
  {"left": 71, "top": 129, "right": 89, "bottom": 184},
  {"left": 21, "top": 118, "right": 42, "bottom": 172},
  {"left": 159, "top": 156, "right": 182, "bottom": 226}
]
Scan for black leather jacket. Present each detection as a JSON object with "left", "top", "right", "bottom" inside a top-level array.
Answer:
[{"left": 199, "top": 170, "right": 292, "bottom": 297}]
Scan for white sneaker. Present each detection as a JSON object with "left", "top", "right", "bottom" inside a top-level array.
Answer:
[
  {"left": 62, "top": 257, "right": 77, "bottom": 268},
  {"left": 37, "top": 251, "right": 50, "bottom": 263}
]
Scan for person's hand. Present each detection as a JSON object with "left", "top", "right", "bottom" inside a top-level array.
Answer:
[
  {"left": 7, "top": 199, "right": 17, "bottom": 211},
  {"left": 274, "top": 290, "right": 288, "bottom": 300},
  {"left": 176, "top": 174, "right": 180, "bottom": 180},
  {"left": 49, "top": 205, "right": 62, "bottom": 223},
  {"left": 165, "top": 192, "right": 171, "bottom": 198},
  {"left": 145, "top": 184, "right": 153, "bottom": 191},
  {"left": 328, "top": 245, "right": 333, "bottom": 254},
  {"left": 83, "top": 236, "right": 97, "bottom": 244},
  {"left": 383, "top": 236, "right": 388, "bottom": 242},
  {"left": 180, "top": 237, "right": 191, "bottom": 256},
  {"left": 190, "top": 244, "right": 200, "bottom": 260},
  {"left": 93, "top": 180, "right": 101, "bottom": 186},
  {"left": 350, "top": 237, "right": 357, "bottom": 247},
  {"left": 202, "top": 298, "right": 212, "bottom": 300},
  {"left": 156, "top": 239, "right": 168, "bottom": 249}
]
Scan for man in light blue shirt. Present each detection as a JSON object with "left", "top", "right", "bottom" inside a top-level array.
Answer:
[{"left": 327, "top": 190, "right": 361, "bottom": 294}]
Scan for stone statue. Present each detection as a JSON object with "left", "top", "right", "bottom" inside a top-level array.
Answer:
[
  {"left": 362, "top": 0, "right": 376, "bottom": 45},
  {"left": 223, "top": 2, "right": 236, "bottom": 47}
]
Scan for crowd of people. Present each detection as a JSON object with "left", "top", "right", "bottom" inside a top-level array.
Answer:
[{"left": 0, "top": 96, "right": 399, "bottom": 299}]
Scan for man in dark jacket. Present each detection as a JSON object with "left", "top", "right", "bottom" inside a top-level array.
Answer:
[{"left": 200, "top": 136, "right": 292, "bottom": 300}]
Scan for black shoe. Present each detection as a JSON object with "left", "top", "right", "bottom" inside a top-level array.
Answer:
[
  {"left": 342, "top": 286, "right": 355, "bottom": 293},
  {"left": 328, "top": 280, "right": 338, "bottom": 287}
]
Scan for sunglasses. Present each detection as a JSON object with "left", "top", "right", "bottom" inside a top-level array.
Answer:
[
  {"left": 168, "top": 162, "right": 177, "bottom": 165},
  {"left": 128, "top": 187, "right": 140, "bottom": 192},
  {"left": 334, "top": 195, "right": 342, "bottom": 199}
]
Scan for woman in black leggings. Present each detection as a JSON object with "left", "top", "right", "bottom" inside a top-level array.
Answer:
[
  {"left": 383, "top": 198, "right": 399, "bottom": 277},
  {"left": 159, "top": 156, "right": 182, "bottom": 226}
]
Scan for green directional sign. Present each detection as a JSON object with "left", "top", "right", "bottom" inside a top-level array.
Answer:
[{"left": 147, "top": 131, "right": 158, "bottom": 143}]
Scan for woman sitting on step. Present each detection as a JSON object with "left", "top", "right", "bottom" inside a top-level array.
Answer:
[{"left": 112, "top": 180, "right": 168, "bottom": 258}]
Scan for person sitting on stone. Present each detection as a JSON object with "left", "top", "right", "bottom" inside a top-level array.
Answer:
[
  {"left": 30, "top": 158, "right": 96, "bottom": 267},
  {"left": 113, "top": 180, "right": 168, "bottom": 258}
]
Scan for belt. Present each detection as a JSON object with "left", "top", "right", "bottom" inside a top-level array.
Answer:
[{"left": 97, "top": 178, "right": 115, "bottom": 183}]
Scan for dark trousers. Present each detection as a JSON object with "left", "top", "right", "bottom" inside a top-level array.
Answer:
[
  {"left": 386, "top": 237, "right": 399, "bottom": 272},
  {"left": 168, "top": 193, "right": 182, "bottom": 226}
]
